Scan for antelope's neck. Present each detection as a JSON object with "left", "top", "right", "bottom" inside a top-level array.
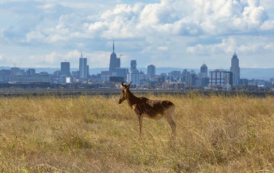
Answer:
[{"left": 126, "top": 91, "right": 139, "bottom": 107}]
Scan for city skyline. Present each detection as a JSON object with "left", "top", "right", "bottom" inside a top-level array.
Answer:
[{"left": 0, "top": 0, "right": 274, "bottom": 68}]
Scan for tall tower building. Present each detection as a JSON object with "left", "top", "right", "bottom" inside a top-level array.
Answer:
[
  {"left": 130, "top": 60, "right": 137, "bottom": 73},
  {"left": 230, "top": 52, "right": 240, "bottom": 85},
  {"left": 147, "top": 64, "right": 156, "bottom": 77},
  {"left": 79, "top": 52, "right": 88, "bottom": 79},
  {"left": 200, "top": 64, "right": 208, "bottom": 78},
  {"left": 109, "top": 41, "right": 120, "bottom": 72},
  {"left": 61, "top": 62, "right": 71, "bottom": 76}
]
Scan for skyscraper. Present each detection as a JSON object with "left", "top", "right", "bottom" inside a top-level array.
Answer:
[
  {"left": 198, "top": 64, "right": 209, "bottom": 87},
  {"left": 109, "top": 41, "right": 120, "bottom": 72},
  {"left": 200, "top": 64, "right": 208, "bottom": 78},
  {"left": 230, "top": 52, "right": 240, "bottom": 85},
  {"left": 130, "top": 60, "right": 137, "bottom": 73},
  {"left": 147, "top": 65, "right": 156, "bottom": 77},
  {"left": 79, "top": 53, "right": 88, "bottom": 79},
  {"left": 61, "top": 62, "right": 71, "bottom": 76}
]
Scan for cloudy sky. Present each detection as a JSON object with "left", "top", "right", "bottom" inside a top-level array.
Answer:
[{"left": 0, "top": 0, "right": 274, "bottom": 69}]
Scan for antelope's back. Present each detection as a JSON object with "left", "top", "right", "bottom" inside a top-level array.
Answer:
[
  {"left": 161, "top": 100, "right": 174, "bottom": 108},
  {"left": 140, "top": 97, "right": 174, "bottom": 111}
]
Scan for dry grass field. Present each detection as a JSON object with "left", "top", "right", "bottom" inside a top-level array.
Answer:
[{"left": 0, "top": 93, "right": 274, "bottom": 172}]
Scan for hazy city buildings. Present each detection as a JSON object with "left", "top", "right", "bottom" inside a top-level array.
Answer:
[
  {"left": 109, "top": 41, "right": 120, "bottom": 72},
  {"left": 2, "top": 42, "right": 274, "bottom": 90},
  {"left": 169, "top": 71, "right": 181, "bottom": 81},
  {"left": 61, "top": 62, "right": 71, "bottom": 76},
  {"left": 230, "top": 52, "right": 240, "bottom": 85},
  {"left": 10, "top": 75, "right": 50, "bottom": 84},
  {"left": 79, "top": 53, "right": 88, "bottom": 79},
  {"left": 11, "top": 67, "right": 20, "bottom": 76},
  {"left": 87, "top": 65, "right": 89, "bottom": 77},
  {"left": 127, "top": 60, "right": 146, "bottom": 85},
  {"left": 127, "top": 70, "right": 145, "bottom": 85},
  {"left": 26, "top": 69, "right": 35, "bottom": 76},
  {"left": 60, "top": 75, "right": 71, "bottom": 84},
  {"left": 0, "top": 70, "right": 11, "bottom": 83},
  {"left": 101, "top": 71, "right": 112, "bottom": 81},
  {"left": 113, "top": 68, "right": 129, "bottom": 80},
  {"left": 186, "top": 73, "right": 197, "bottom": 86}
]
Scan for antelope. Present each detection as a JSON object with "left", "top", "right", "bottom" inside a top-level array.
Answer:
[{"left": 118, "top": 81, "right": 176, "bottom": 139}]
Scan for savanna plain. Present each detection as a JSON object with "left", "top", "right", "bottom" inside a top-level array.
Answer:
[{"left": 0, "top": 93, "right": 274, "bottom": 173}]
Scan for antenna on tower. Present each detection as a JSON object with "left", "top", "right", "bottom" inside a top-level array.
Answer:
[{"left": 113, "top": 40, "right": 115, "bottom": 53}]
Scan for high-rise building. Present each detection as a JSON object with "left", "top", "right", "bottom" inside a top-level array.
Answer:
[
  {"left": 130, "top": 60, "right": 137, "bottom": 73},
  {"left": 209, "top": 70, "right": 233, "bottom": 87},
  {"left": 109, "top": 41, "right": 120, "bottom": 72},
  {"left": 200, "top": 64, "right": 208, "bottom": 78},
  {"left": 79, "top": 53, "right": 88, "bottom": 79},
  {"left": 230, "top": 52, "right": 240, "bottom": 85},
  {"left": 61, "top": 62, "right": 71, "bottom": 76},
  {"left": 197, "top": 64, "right": 209, "bottom": 87},
  {"left": 147, "top": 65, "right": 156, "bottom": 77}
]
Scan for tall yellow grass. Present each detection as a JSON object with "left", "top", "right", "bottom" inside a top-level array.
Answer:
[{"left": 0, "top": 94, "right": 274, "bottom": 172}]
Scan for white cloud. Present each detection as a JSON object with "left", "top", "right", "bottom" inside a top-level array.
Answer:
[
  {"left": 5, "top": 0, "right": 274, "bottom": 44},
  {"left": 1, "top": 0, "right": 274, "bottom": 69},
  {"left": 187, "top": 36, "right": 274, "bottom": 55}
]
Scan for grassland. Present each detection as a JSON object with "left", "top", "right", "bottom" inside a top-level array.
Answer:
[{"left": 0, "top": 93, "right": 274, "bottom": 172}]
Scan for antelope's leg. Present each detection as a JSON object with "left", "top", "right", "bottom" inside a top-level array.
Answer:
[
  {"left": 138, "top": 116, "right": 143, "bottom": 139},
  {"left": 164, "top": 115, "right": 176, "bottom": 138}
]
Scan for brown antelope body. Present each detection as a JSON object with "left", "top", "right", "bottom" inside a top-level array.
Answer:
[{"left": 118, "top": 81, "right": 176, "bottom": 139}]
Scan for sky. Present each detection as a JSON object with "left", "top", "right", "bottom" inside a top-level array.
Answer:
[{"left": 0, "top": 0, "right": 274, "bottom": 69}]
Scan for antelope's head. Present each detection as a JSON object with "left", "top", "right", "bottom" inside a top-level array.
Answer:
[{"left": 118, "top": 81, "right": 132, "bottom": 104}]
